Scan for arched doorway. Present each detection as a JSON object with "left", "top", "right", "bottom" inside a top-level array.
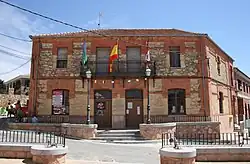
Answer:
[
  {"left": 125, "top": 89, "right": 143, "bottom": 129},
  {"left": 94, "top": 90, "right": 112, "bottom": 129}
]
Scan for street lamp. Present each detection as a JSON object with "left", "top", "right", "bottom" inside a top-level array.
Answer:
[
  {"left": 86, "top": 69, "right": 92, "bottom": 124},
  {"left": 146, "top": 67, "right": 151, "bottom": 124}
]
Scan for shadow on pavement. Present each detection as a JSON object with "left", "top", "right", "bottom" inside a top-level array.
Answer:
[{"left": 22, "top": 159, "right": 33, "bottom": 164}]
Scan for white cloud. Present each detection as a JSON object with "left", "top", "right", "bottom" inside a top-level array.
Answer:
[
  {"left": 0, "top": 4, "right": 131, "bottom": 82},
  {"left": 0, "top": 4, "right": 53, "bottom": 81}
]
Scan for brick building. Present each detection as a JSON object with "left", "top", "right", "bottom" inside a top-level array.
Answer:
[
  {"left": 234, "top": 67, "right": 250, "bottom": 125},
  {"left": 28, "top": 29, "right": 235, "bottom": 131}
]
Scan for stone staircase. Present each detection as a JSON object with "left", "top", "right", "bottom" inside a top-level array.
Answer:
[{"left": 93, "top": 129, "right": 159, "bottom": 144}]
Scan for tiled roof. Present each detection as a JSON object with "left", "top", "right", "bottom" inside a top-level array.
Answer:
[{"left": 29, "top": 28, "right": 207, "bottom": 38}]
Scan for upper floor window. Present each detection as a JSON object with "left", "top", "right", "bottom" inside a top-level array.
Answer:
[
  {"left": 169, "top": 46, "right": 181, "bottom": 67},
  {"left": 57, "top": 48, "right": 68, "bottom": 68},
  {"left": 96, "top": 47, "right": 110, "bottom": 74},
  {"left": 243, "top": 82, "right": 246, "bottom": 92},
  {"left": 238, "top": 79, "right": 242, "bottom": 91},
  {"left": 229, "top": 66, "right": 233, "bottom": 86},
  {"left": 126, "top": 47, "right": 141, "bottom": 73},
  {"left": 246, "top": 84, "right": 249, "bottom": 93},
  {"left": 168, "top": 89, "right": 185, "bottom": 115},
  {"left": 219, "top": 92, "right": 224, "bottom": 113},
  {"left": 216, "top": 56, "right": 221, "bottom": 76},
  {"left": 52, "top": 89, "right": 69, "bottom": 115}
]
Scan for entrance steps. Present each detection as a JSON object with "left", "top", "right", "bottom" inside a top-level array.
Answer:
[{"left": 93, "top": 129, "right": 148, "bottom": 141}]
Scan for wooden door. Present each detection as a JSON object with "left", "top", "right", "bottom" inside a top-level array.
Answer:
[
  {"left": 125, "top": 89, "right": 143, "bottom": 129},
  {"left": 94, "top": 90, "right": 112, "bottom": 129}
]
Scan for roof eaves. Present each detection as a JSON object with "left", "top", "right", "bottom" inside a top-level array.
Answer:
[
  {"left": 205, "top": 35, "right": 234, "bottom": 62},
  {"left": 29, "top": 28, "right": 207, "bottom": 39},
  {"left": 234, "top": 67, "right": 250, "bottom": 83},
  {"left": 4, "top": 74, "right": 30, "bottom": 84}
]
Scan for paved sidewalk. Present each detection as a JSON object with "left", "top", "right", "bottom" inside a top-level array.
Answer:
[
  {"left": 1, "top": 159, "right": 250, "bottom": 164},
  {"left": 0, "top": 159, "right": 143, "bottom": 164}
]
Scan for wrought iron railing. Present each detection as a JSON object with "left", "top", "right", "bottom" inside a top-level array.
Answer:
[
  {"left": 80, "top": 60, "right": 156, "bottom": 77},
  {"left": 0, "top": 130, "right": 66, "bottom": 147},
  {"left": 162, "top": 132, "right": 250, "bottom": 148}
]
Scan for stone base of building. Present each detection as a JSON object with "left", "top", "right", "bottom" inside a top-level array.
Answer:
[
  {"left": 196, "top": 147, "right": 250, "bottom": 162},
  {"left": 140, "top": 122, "right": 220, "bottom": 140},
  {"left": 62, "top": 123, "right": 97, "bottom": 139},
  {"left": 8, "top": 123, "right": 98, "bottom": 139},
  {"left": 140, "top": 123, "right": 176, "bottom": 140}
]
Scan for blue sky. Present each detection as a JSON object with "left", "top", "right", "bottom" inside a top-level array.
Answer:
[{"left": 0, "top": 0, "right": 249, "bottom": 80}]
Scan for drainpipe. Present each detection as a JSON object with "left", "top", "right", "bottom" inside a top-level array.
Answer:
[
  {"left": 33, "top": 38, "right": 40, "bottom": 116},
  {"left": 201, "top": 36, "right": 207, "bottom": 121}
]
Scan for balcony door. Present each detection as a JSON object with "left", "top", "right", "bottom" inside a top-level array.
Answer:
[
  {"left": 126, "top": 47, "right": 141, "bottom": 74},
  {"left": 96, "top": 48, "right": 110, "bottom": 75}
]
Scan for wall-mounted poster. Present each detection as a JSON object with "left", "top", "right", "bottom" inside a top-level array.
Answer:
[
  {"left": 52, "top": 90, "right": 63, "bottom": 107},
  {"left": 52, "top": 90, "right": 69, "bottom": 115},
  {"left": 96, "top": 102, "right": 105, "bottom": 116},
  {"left": 127, "top": 102, "right": 133, "bottom": 109},
  {"left": 137, "top": 106, "right": 140, "bottom": 115}
]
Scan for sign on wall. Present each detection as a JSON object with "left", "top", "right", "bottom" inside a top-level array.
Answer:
[
  {"left": 52, "top": 90, "right": 63, "bottom": 107},
  {"left": 52, "top": 90, "right": 64, "bottom": 115}
]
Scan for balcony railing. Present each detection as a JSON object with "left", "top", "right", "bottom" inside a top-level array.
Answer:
[{"left": 80, "top": 60, "right": 156, "bottom": 77}]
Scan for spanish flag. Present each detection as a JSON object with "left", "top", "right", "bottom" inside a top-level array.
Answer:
[{"left": 109, "top": 44, "right": 118, "bottom": 72}]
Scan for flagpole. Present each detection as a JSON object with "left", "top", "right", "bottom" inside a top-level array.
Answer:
[
  {"left": 117, "top": 39, "right": 119, "bottom": 73},
  {"left": 117, "top": 39, "right": 119, "bottom": 58},
  {"left": 98, "top": 12, "right": 102, "bottom": 29}
]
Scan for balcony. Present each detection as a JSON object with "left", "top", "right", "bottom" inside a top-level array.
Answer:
[{"left": 80, "top": 60, "right": 156, "bottom": 78}]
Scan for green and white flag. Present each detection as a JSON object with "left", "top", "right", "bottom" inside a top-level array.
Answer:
[{"left": 82, "top": 41, "right": 88, "bottom": 65}]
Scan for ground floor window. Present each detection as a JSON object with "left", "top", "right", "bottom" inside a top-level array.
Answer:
[
  {"left": 52, "top": 89, "right": 69, "bottom": 115},
  {"left": 168, "top": 89, "right": 186, "bottom": 115}
]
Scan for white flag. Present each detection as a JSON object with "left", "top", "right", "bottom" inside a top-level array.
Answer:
[{"left": 145, "top": 50, "right": 151, "bottom": 62}]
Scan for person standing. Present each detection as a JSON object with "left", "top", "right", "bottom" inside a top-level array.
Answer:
[{"left": 15, "top": 100, "right": 23, "bottom": 122}]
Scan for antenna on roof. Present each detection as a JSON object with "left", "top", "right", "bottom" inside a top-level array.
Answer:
[{"left": 98, "top": 12, "right": 102, "bottom": 29}]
